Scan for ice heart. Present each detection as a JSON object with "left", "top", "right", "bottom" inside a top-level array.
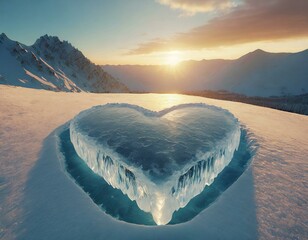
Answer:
[{"left": 70, "top": 103, "right": 241, "bottom": 225}]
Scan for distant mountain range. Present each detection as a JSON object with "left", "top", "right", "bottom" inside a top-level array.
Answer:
[
  {"left": 103, "top": 49, "right": 308, "bottom": 97},
  {"left": 1, "top": 33, "right": 307, "bottom": 97},
  {"left": 0, "top": 33, "right": 128, "bottom": 93}
]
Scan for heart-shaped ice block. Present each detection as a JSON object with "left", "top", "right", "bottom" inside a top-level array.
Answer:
[{"left": 70, "top": 103, "right": 241, "bottom": 225}]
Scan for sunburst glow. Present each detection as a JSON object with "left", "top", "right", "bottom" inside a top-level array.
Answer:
[{"left": 165, "top": 51, "right": 182, "bottom": 66}]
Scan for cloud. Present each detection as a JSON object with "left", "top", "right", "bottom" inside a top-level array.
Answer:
[
  {"left": 129, "top": 0, "right": 308, "bottom": 54},
  {"left": 157, "top": 0, "right": 236, "bottom": 15}
]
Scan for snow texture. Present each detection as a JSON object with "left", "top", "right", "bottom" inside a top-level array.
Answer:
[{"left": 1, "top": 86, "right": 307, "bottom": 240}]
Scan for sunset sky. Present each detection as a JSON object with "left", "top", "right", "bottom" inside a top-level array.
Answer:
[{"left": 1, "top": 0, "right": 308, "bottom": 65}]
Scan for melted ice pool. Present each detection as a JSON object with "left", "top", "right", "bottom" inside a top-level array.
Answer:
[{"left": 69, "top": 103, "right": 242, "bottom": 225}]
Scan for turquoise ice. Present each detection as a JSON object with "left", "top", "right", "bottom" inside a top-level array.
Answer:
[{"left": 70, "top": 103, "right": 241, "bottom": 225}]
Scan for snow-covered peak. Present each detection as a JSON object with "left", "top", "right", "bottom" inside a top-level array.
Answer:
[
  {"left": 35, "top": 34, "right": 60, "bottom": 43},
  {"left": 32, "top": 35, "right": 76, "bottom": 57},
  {"left": 0, "top": 33, "right": 129, "bottom": 93},
  {"left": 0, "top": 33, "right": 9, "bottom": 42},
  {"left": 0, "top": 33, "right": 16, "bottom": 48}
]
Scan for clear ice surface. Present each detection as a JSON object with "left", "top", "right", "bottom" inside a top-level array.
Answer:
[{"left": 70, "top": 103, "right": 241, "bottom": 225}]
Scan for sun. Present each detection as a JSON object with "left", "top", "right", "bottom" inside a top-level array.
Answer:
[{"left": 165, "top": 51, "right": 181, "bottom": 66}]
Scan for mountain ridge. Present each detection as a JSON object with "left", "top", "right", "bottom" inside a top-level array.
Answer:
[
  {"left": 103, "top": 49, "right": 308, "bottom": 97},
  {"left": 0, "top": 33, "right": 129, "bottom": 93}
]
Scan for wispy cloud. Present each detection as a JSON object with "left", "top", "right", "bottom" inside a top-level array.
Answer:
[
  {"left": 128, "top": 0, "right": 308, "bottom": 55},
  {"left": 157, "top": 0, "right": 236, "bottom": 16}
]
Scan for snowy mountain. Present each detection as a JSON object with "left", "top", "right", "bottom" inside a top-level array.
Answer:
[
  {"left": 103, "top": 49, "right": 308, "bottom": 97},
  {"left": 0, "top": 33, "right": 128, "bottom": 92},
  {"left": 208, "top": 49, "right": 308, "bottom": 97}
]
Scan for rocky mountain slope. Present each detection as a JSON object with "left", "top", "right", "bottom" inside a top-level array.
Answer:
[{"left": 0, "top": 33, "right": 128, "bottom": 93}]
